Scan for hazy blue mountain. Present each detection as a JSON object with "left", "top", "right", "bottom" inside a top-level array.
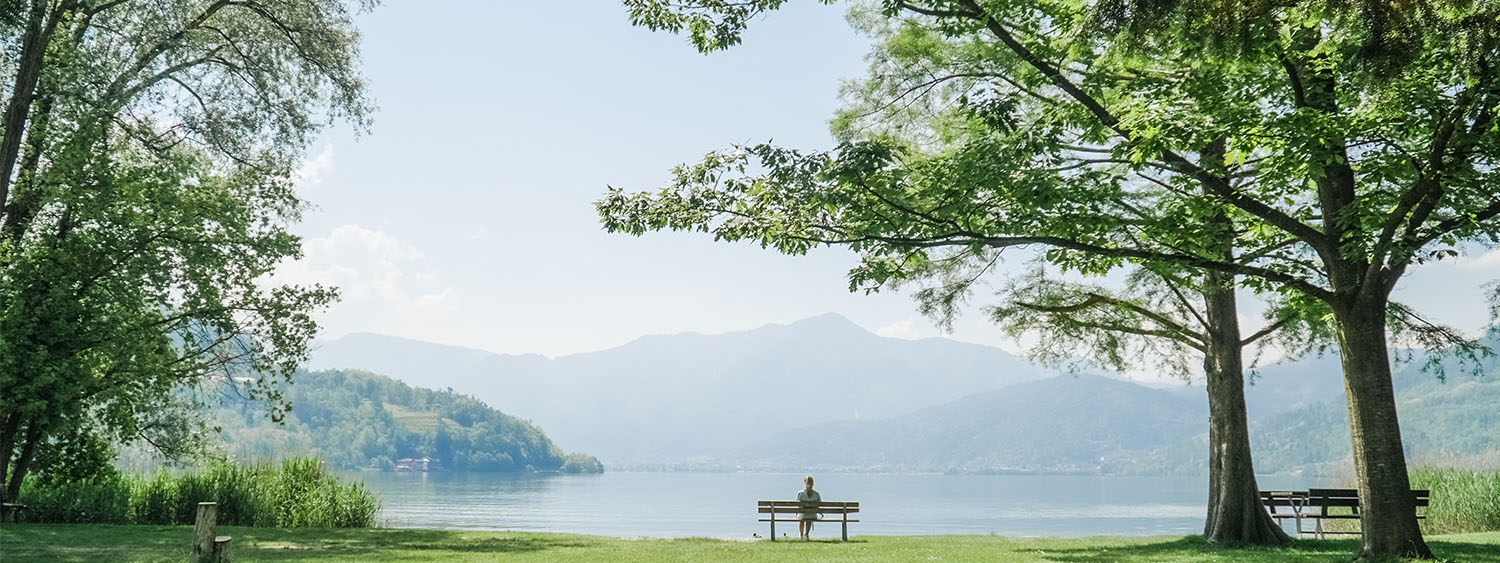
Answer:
[
  {"left": 735, "top": 335, "right": 1497, "bottom": 475},
  {"left": 308, "top": 318, "right": 1494, "bottom": 473},
  {"left": 308, "top": 332, "right": 545, "bottom": 391},
  {"left": 1158, "top": 353, "right": 1347, "bottom": 418},
  {"left": 309, "top": 314, "right": 1047, "bottom": 464},
  {"left": 728, "top": 374, "right": 1206, "bottom": 474},
  {"left": 1245, "top": 334, "right": 1500, "bottom": 474}
]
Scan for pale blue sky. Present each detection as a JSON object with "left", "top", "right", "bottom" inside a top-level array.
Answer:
[{"left": 281, "top": 0, "right": 1499, "bottom": 360}]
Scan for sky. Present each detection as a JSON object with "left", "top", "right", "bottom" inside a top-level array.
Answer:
[{"left": 277, "top": 0, "right": 1500, "bottom": 360}]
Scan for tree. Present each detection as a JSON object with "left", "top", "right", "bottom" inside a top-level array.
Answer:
[
  {"left": 608, "top": 1, "right": 1500, "bottom": 558},
  {"left": 986, "top": 268, "right": 1290, "bottom": 543},
  {"left": 0, "top": 0, "right": 371, "bottom": 505}
]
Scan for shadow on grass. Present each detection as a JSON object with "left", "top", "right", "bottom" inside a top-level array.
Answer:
[
  {"left": 764, "top": 538, "right": 869, "bottom": 544},
  {"left": 234, "top": 527, "right": 595, "bottom": 557},
  {"left": 1037, "top": 535, "right": 1500, "bottom": 563},
  {"left": 1427, "top": 539, "right": 1500, "bottom": 563},
  {"left": 1, "top": 524, "right": 597, "bottom": 562}
]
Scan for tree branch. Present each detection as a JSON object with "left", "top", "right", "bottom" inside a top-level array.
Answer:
[{"left": 934, "top": 0, "right": 1334, "bottom": 256}]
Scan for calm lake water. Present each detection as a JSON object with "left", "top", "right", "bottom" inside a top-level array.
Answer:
[{"left": 355, "top": 472, "right": 1332, "bottom": 539}]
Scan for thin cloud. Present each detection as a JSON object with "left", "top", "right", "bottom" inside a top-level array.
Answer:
[
  {"left": 294, "top": 144, "right": 335, "bottom": 189},
  {"left": 275, "top": 224, "right": 456, "bottom": 311},
  {"left": 876, "top": 317, "right": 919, "bottom": 339}
]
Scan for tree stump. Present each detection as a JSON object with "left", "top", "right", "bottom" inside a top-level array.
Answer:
[
  {"left": 213, "top": 535, "right": 232, "bottom": 562},
  {"left": 192, "top": 502, "right": 223, "bottom": 563}
]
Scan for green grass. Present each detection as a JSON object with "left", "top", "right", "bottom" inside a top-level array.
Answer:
[{"left": 1, "top": 525, "right": 1497, "bottom": 562}]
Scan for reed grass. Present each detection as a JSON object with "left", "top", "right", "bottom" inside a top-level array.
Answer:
[
  {"left": 18, "top": 457, "right": 378, "bottom": 528},
  {"left": 1320, "top": 466, "right": 1500, "bottom": 535},
  {"left": 1411, "top": 467, "right": 1500, "bottom": 534}
]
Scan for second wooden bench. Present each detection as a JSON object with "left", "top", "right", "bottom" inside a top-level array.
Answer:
[{"left": 1259, "top": 488, "right": 1429, "bottom": 538}]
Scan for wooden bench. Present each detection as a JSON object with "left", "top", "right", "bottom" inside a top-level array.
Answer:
[
  {"left": 757, "top": 500, "right": 860, "bottom": 541},
  {"left": 1259, "top": 490, "right": 1311, "bottom": 535},
  {"left": 1259, "top": 488, "right": 1429, "bottom": 538},
  {"left": 1, "top": 502, "right": 27, "bottom": 523}
]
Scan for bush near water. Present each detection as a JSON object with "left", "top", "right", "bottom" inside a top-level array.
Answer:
[{"left": 19, "top": 457, "right": 378, "bottom": 528}]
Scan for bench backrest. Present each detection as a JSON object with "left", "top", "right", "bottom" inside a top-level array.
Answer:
[
  {"left": 1295, "top": 488, "right": 1431, "bottom": 517},
  {"left": 1306, "top": 488, "right": 1430, "bottom": 507},
  {"left": 1260, "top": 489, "right": 1431, "bottom": 517},
  {"left": 757, "top": 500, "right": 860, "bottom": 515},
  {"left": 1307, "top": 488, "right": 1361, "bottom": 511}
]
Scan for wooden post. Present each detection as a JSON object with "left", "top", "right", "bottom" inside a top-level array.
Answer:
[
  {"left": 841, "top": 505, "right": 848, "bottom": 542},
  {"left": 769, "top": 505, "right": 776, "bottom": 542},
  {"left": 193, "top": 502, "right": 217, "bottom": 563}
]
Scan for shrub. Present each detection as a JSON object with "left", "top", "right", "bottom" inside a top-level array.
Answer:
[
  {"left": 19, "top": 457, "right": 379, "bottom": 528},
  {"left": 18, "top": 474, "right": 131, "bottom": 523},
  {"left": 560, "top": 453, "right": 604, "bottom": 474}
]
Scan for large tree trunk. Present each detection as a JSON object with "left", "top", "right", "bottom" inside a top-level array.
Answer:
[
  {"left": 1335, "top": 300, "right": 1431, "bottom": 560},
  {"left": 0, "top": 413, "right": 18, "bottom": 506},
  {"left": 4, "top": 422, "right": 43, "bottom": 504},
  {"left": 0, "top": 0, "right": 58, "bottom": 213},
  {"left": 1201, "top": 272, "right": 1289, "bottom": 544}
]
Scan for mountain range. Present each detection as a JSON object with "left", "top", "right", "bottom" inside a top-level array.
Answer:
[
  {"left": 309, "top": 314, "right": 1048, "bottom": 463},
  {"left": 307, "top": 314, "right": 1498, "bottom": 474}
]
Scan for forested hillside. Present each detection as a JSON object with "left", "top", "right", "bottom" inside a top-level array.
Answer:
[{"left": 210, "top": 370, "right": 602, "bottom": 474}]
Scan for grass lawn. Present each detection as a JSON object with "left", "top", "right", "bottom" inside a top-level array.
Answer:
[{"left": 2, "top": 524, "right": 1496, "bottom": 562}]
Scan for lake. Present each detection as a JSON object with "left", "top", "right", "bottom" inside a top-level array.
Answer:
[{"left": 355, "top": 472, "right": 1333, "bottom": 539}]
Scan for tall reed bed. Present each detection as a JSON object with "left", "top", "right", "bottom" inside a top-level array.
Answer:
[
  {"left": 19, "top": 457, "right": 379, "bottom": 528},
  {"left": 1410, "top": 467, "right": 1500, "bottom": 534}
]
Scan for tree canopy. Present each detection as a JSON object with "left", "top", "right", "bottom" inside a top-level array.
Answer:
[
  {"left": 1, "top": 0, "right": 373, "bottom": 505},
  {"left": 601, "top": 0, "right": 1500, "bottom": 558}
]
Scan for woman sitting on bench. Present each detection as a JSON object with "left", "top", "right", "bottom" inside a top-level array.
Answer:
[{"left": 797, "top": 475, "right": 821, "bottom": 540}]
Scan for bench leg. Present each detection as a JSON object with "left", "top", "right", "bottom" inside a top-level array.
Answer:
[
  {"left": 770, "top": 517, "right": 775, "bottom": 541},
  {"left": 842, "top": 520, "right": 848, "bottom": 542}
]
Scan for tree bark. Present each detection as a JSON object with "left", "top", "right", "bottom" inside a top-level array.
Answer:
[
  {"left": 1335, "top": 300, "right": 1432, "bottom": 560},
  {"left": 1292, "top": 23, "right": 1432, "bottom": 559},
  {"left": 0, "top": 413, "right": 19, "bottom": 506},
  {"left": 4, "top": 422, "right": 43, "bottom": 504},
  {"left": 1193, "top": 137, "right": 1288, "bottom": 544},
  {"left": 1201, "top": 270, "right": 1290, "bottom": 545},
  {"left": 0, "top": 0, "right": 61, "bottom": 214},
  {"left": 1, "top": 93, "right": 54, "bottom": 244}
]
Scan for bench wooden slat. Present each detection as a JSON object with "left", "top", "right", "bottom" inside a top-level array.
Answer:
[
  {"left": 1306, "top": 488, "right": 1429, "bottom": 502},
  {"left": 760, "top": 518, "right": 861, "bottom": 523},
  {"left": 756, "top": 504, "right": 864, "bottom": 510},
  {"left": 756, "top": 507, "right": 864, "bottom": 516}
]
